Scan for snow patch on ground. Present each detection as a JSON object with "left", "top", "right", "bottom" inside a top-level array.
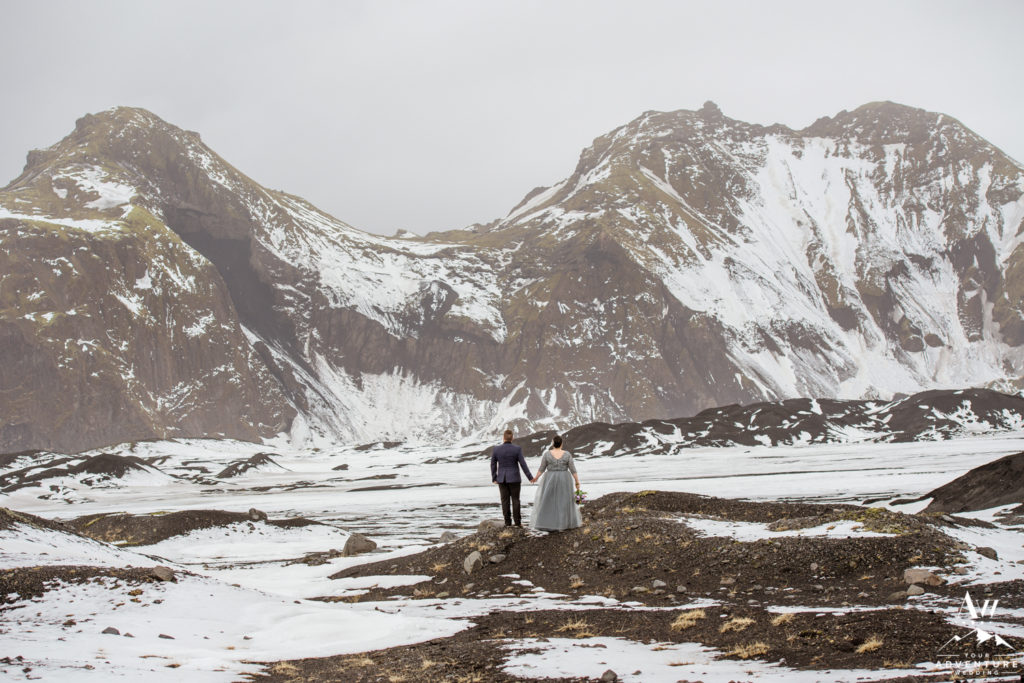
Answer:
[
  {"left": 138, "top": 521, "right": 351, "bottom": 566},
  {"left": 3, "top": 573, "right": 465, "bottom": 683},
  {"left": 679, "top": 516, "right": 899, "bottom": 542},
  {"left": 69, "top": 167, "right": 136, "bottom": 211},
  {"left": 0, "top": 523, "right": 159, "bottom": 569},
  {"left": 0, "top": 206, "right": 123, "bottom": 233},
  {"left": 501, "top": 636, "right": 924, "bottom": 682}
]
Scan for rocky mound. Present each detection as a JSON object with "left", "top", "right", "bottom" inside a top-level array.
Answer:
[
  {"left": 215, "top": 452, "right": 286, "bottom": 478},
  {"left": 0, "top": 565, "right": 175, "bottom": 605},
  {"left": 0, "top": 452, "right": 168, "bottom": 492},
  {"left": 0, "top": 506, "right": 72, "bottom": 533},
  {"left": 67, "top": 508, "right": 319, "bottom": 546},
  {"left": 487, "top": 388, "right": 1024, "bottom": 458},
  {"left": 923, "top": 451, "right": 1024, "bottom": 514},
  {"left": 331, "top": 491, "right": 959, "bottom": 609},
  {"left": 256, "top": 491, "right": 1016, "bottom": 682},
  {"left": 0, "top": 505, "right": 181, "bottom": 602}
]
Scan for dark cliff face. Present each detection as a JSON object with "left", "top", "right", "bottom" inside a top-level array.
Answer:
[
  {"left": 0, "top": 110, "right": 295, "bottom": 453},
  {"left": 1, "top": 103, "right": 1023, "bottom": 452}
]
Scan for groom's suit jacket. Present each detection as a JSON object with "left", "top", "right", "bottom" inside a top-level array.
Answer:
[{"left": 491, "top": 442, "right": 533, "bottom": 484}]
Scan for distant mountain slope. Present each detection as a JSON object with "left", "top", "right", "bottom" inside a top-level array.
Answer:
[
  {"left": 448, "top": 101, "right": 1024, "bottom": 424},
  {"left": 500, "top": 388, "right": 1024, "bottom": 459},
  {"left": 1, "top": 102, "right": 1023, "bottom": 452}
]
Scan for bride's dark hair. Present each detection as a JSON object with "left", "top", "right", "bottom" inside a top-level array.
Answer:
[{"left": 552, "top": 434, "right": 563, "bottom": 448}]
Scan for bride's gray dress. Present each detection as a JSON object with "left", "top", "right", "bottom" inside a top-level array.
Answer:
[{"left": 530, "top": 450, "right": 582, "bottom": 531}]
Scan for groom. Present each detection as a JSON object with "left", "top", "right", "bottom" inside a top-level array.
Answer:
[{"left": 491, "top": 429, "right": 533, "bottom": 527}]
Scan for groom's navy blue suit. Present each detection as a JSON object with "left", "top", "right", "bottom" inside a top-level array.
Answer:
[{"left": 491, "top": 442, "right": 533, "bottom": 526}]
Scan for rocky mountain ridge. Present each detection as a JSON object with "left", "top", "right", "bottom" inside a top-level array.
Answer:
[{"left": 1, "top": 102, "right": 1023, "bottom": 453}]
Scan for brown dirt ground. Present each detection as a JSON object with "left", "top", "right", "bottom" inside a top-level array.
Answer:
[
  {"left": 248, "top": 491, "right": 1023, "bottom": 682},
  {"left": 66, "top": 509, "right": 318, "bottom": 546},
  {"left": 0, "top": 565, "right": 168, "bottom": 605}
]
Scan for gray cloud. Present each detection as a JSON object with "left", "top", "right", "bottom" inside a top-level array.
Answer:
[{"left": 2, "top": 0, "right": 1021, "bottom": 234}]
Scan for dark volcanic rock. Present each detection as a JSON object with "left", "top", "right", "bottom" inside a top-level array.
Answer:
[
  {"left": 216, "top": 453, "right": 284, "bottom": 479},
  {"left": 923, "top": 450, "right": 1024, "bottom": 513}
]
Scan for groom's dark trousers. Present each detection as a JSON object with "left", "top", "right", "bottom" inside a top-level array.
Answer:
[
  {"left": 491, "top": 442, "right": 533, "bottom": 526},
  {"left": 497, "top": 482, "right": 522, "bottom": 527}
]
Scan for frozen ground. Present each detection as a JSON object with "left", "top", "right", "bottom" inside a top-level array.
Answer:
[{"left": 2, "top": 433, "right": 1024, "bottom": 680}]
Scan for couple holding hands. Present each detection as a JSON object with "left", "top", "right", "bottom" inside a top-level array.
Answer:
[{"left": 490, "top": 429, "right": 582, "bottom": 532}]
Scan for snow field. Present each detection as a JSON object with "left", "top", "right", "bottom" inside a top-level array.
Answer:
[{"left": 3, "top": 433, "right": 1024, "bottom": 681}]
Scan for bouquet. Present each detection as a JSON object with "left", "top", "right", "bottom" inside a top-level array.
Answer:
[{"left": 574, "top": 488, "right": 587, "bottom": 505}]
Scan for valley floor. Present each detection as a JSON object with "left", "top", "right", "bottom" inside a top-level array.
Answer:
[{"left": 3, "top": 434, "right": 1024, "bottom": 681}]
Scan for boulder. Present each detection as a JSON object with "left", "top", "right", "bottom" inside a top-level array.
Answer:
[
  {"left": 976, "top": 546, "right": 998, "bottom": 560},
  {"left": 651, "top": 579, "right": 667, "bottom": 589},
  {"left": 149, "top": 566, "right": 176, "bottom": 582},
  {"left": 477, "top": 519, "right": 505, "bottom": 533},
  {"left": 887, "top": 590, "right": 909, "bottom": 601},
  {"left": 439, "top": 531, "right": 458, "bottom": 543},
  {"left": 906, "top": 584, "right": 925, "bottom": 596},
  {"left": 488, "top": 553, "right": 507, "bottom": 564},
  {"left": 343, "top": 533, "right": 377, "bottom": 556},
  {"left": 102, "top": 626, "right": 120, "bottom": 635},
  {"left": 600, "top": 670, "right": 619, "bottom": 682},
  {"left": 248, "top": 508, "right": 268, "bottom": 522},
  {"left": 464, "top": 551, "right": 483, "bottom": 575},
  {"left": 903, "top": 569, "right": 944, "bottom": 586}
]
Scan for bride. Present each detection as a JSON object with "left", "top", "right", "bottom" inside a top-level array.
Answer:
[{"left": 529, "top": 435, "right": 582, "bottom": 532}]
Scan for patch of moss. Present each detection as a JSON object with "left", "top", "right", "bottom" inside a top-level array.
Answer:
[{"left": 838, "top": 507, "right": 910, "bottom": 535}]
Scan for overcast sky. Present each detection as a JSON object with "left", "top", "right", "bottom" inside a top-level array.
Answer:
[{"left": 3, "top": 0, "right": 1021, "bottom": 235}]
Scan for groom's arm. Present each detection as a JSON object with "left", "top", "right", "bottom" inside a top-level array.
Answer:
[
  {"left": 516, "top": 447, "right": 533, "bottom": 481},
  {"left": 490, "top": 450, "right": 498, "bottom": 483}
]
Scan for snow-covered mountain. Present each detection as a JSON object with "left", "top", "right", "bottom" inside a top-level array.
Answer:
[{"left": 2, "top": 102, "right": 1023, "bottom": 453}]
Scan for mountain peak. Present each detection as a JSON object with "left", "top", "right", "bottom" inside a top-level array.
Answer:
[
  {"left": 7, "top": 106, "right": 198, "bottom": 190},
  {"left": 699, "top": 100, "right": 724, "bottom": 121},
  {"left": 801, "top": 100, "right": 953, "bottom": 144},
  {"left": 76, "top": 106, "right": 168, "bottom": 131}
]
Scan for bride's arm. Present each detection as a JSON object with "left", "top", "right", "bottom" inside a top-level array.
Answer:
[
  {"left": 531, "top": 452, "right": 548, "bottom": 483},
  {"left": 568, "top": 453, "right": 580, "bottom": 488}
]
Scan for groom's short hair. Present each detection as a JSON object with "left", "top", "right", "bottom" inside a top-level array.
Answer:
[{"left": 503, "top": 429, "right": 513, "bottom": 442}]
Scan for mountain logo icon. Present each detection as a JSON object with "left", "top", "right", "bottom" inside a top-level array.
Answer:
[{"left": 938, "top": 592, "right": 1015, "bottom": 652}]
